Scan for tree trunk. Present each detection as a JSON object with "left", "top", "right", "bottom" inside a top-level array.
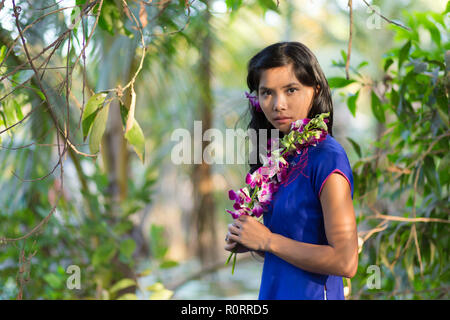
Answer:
[
  {"left": 191, "top": 1, "right": 218, "bottom": 266},
  {"left": 99, "top": 36, "right": 141, "bottom": 295}
]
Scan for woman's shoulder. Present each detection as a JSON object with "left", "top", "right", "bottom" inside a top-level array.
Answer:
[
  {"left": 310, "top": 134, "right": 348, "bottom": 158},
  {"left": 307, "top": 134, "right": 354, "bottom": 197}
]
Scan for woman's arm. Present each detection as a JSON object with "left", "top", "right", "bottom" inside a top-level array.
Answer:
[{"left": 228, "top": 173, "right": 358, "bottom": 278}]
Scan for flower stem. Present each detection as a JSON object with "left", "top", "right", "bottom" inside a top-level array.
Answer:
[
  {"left": 226, "top": 250, "right": 234, "bottom": 265},
  {"left": 225, "top": 250, "right": 237, "bottom": 274},
  {"left": 250, "top": 187, "right": 258, "bottom": 202}
]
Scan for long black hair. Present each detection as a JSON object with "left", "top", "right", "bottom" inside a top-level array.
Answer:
[{"left": 245, "top": 41, "right": 334, "bottom": 174}]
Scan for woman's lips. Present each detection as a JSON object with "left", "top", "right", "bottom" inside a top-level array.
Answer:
[{"left": 274, "top": 118, "right": 292, "bottom": 124}]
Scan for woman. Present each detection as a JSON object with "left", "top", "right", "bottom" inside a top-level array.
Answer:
[{"left": 224, "top": 42, "right": 358, "bottom": 300}]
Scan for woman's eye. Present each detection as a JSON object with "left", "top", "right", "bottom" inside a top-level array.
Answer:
[{"left": 287, "top": 88, "right": 297, "bottom": 94}]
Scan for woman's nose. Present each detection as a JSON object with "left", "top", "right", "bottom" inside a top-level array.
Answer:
[{"left": 273, "top": 94, "right": 287, "bottom": 111}]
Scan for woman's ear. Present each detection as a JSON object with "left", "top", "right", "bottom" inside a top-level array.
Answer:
[{"left": 316, "top": 84, "right": 321, "bottom": 94}]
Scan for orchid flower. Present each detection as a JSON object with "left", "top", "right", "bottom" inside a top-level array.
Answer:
[
  {"left": 228, "top": 188, "right": 251, "bottom": 206},
  {"left": 245, "top": 167, "right": 270, "bottom": 188},
  {"left": 226, "top": 206, "right": 252, "bottom": 219}
]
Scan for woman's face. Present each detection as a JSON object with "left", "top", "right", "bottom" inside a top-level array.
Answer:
[{"left": 258, "top": 64, "right": 315, "bottom": 134}]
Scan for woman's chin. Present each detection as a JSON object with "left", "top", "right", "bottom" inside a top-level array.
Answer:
[
  {"left": 270, "top": 122, "right": 291, "bottom": 135},
  {"left": 279, "top": 124, "right": 291, "bottom": 135}
]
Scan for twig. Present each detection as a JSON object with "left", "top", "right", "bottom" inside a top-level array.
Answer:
[
  {"left": 366, "top": 206, "right": 450, "bottom": 224},
  {"left": 392, "top": 131, "right": 450, "bottom": 180},
  {"left": 361, "top": 0, "right": 411, "bottom": 31},
  {"left": 358, "top": 220, "right": 389, "bottom": 243},
  {"left": 346, "top": 0, "right": 353, "bottom": 80},
  {"left": 68, "top": 0, "right": 103, "bottom": 85},
  {"left": 121, "top": 0, "right": 146, "bottom": 93},
  {"left": 411, "top": 166, "right": 424, "bottom": 277}
]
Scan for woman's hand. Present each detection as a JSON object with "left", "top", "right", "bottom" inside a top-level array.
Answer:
[
  {"left": 227, "top": 215, "right": 272, "bottom": 252},
  {"left": 224, "top": 222, "right": 250, "bottom": 253},
  {"left": 224, "top": 236, "right": 250, "bottom": 253}
]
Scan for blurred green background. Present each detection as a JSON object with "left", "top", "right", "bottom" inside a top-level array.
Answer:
[{"left": 0, "top": 0, "right": 448, "bottom": 299}]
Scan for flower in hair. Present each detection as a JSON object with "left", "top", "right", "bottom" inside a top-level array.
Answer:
[{"left": 245, "top": 91, "right": 262, "bottom": 112}]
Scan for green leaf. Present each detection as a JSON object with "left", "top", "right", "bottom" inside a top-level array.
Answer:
[
  {"left": 149, "top": 225, "right": 168, "bottom": 260},
  {"left": 371, "top": 91, "right": 385, "bottom": 123},
  {"left": 3, "top": 100, "right": 16, "bottom": 126},
  {"left": 257, "top": 0, "right": 279, "bottom": 12},
  {"left": 226, "top": 0, "right": 243, "bottom": 12},
  {"left": 406, "top": 193, "right": 413, "bottom": 207},
  {"left": 146, "top": 282, "right": 173, "bottom": 300},
  {"left": 327, "top": 77, "right": 355, "bottom": 88},
  {"left": 438, "top": 153, "right": 450, "bottom": 186},
  {"left": 347, "top": 90, "right": 360, "bottom": 117},
  {"left": 404, "top": 248, "right": 415, "bottom": 281},
  {"left": 347, "top": 137, "right": 362, "bottom": 158},
  {"left": 92, "top": 242, "right": 117, "bottom": 267},
  {"left": 124, "top": 118, "right": 145, "bottom": 163},
  {"left": 357, "top": 61, "right": 369, "bottom": 70},
  {"left": 422, "top": 17, "right": 441, "bottom": 46},
  {"left": 119, "top": 102, "right": 128, "bottom": 128},
  {"left": 384, "top": 58, "right": 394, "bottom": 71},
  {"left": 149, "top": 289, "right": 173, "bottom": 300},
  {"left": 119, "top": 238, "right": 136, "bottom": 260},
  {"left": 82, "top": 93, "right": 107, "bottom": 141},
  {"left": 340, "top": 49, "right": 347, "bottom": 63},
  {"left": 0, "top": 110, "right": 7, "bottom": 128},
  {"left": 13, "top": 100, "right": 24, "bottom": 120},
  {"left": 146, "top": 282, "right": 164, "bottom": 291},
  {"left": 139, "top": 269, "right": 152, "bottom": 277},
  {"left": 43, "top": 273, "right": 63, "bottom": 289},
  {"left": 159, "top": 260, "right": 179, "bottom": 269},
  {"left": 30, "top": 84, "right": 45, "bottom": 100},
  {"left": 109, "top": 278, "right": 136, "bottom": 294},
  {"left": 117, "top": 293, "right": 138, "bottom": 300},
  {"left": 89, "top": 101, "right": 110, "bottom": 154},
  {"left": 113, "top": 221, "right": 133, "bottom": 235},
  {"left": 98, "top": 1, "right": 120, "bottom": 35},
  {"left": 0, "top": 45, "right": 6, "bottom": 62},
  {"left": 423, "top": 156, "right": 439, "bottom": 192},
  {"left": 429, "top": 240, "right": 436, "bottom": 267},
  {"left": 398, "top": 40, "right": 411, "bottom": 70}
]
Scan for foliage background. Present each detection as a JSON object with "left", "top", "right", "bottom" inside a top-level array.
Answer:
[{"left": 0, "top": 0, "right": 448, "bottom": 299}]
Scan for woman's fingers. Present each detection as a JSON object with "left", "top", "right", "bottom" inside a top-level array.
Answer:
[
  {"left": 225, "top": 232, "right": 237, "bottom": 249},
  {"left": 225, "top": 242, "right": 250, "bottom": 253},
  {"left": 224, "top": 241, "right": 236, "bottom": 251},
  {"left": 225, "top": 231, "right": 239, "bottom": 243},
  {"left": 224, "top": 221, "right": 247, "bottom": 252},
  {"left": 228, "top": 223, "right": 240, "bottom": 236}
]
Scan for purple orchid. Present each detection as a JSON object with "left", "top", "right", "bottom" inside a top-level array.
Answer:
[
  {"left": 245, "top": 91, "right": 262, "bottom": 112},
  {"left": 290, "top": 118, "right": 310, "bottom": 132},
  {"left": 257, "top": 181, "right": 278, "bottom": 205},
  {"left": 228, "top": 188, "right": 252, "bottom": 205},
  {"left": 251, "top": 202, "right": 264, "bottom": 218},
  {"left": 228, "top": 188, "right": 253, "bottom": 218},
  {"left": 226, "top": 206, "right": 252, "bottom": 219},
  {"left": 246, "top": 167, "right": 270, "bottom": 188}
]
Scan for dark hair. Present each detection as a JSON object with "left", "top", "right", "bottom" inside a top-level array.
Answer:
[{"left": 245, "top": 41, "right": 334, "bottom": 174}]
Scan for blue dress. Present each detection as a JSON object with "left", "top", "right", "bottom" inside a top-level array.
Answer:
[{"left": 258, "top": 134, "right": 354, "bottom": 300}]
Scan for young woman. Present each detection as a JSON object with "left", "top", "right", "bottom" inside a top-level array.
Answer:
[{"left": 224, "top": 42, "right": 358, "bottom": 300}]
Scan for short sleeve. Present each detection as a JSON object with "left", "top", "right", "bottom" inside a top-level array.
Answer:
[{"left": 311, "top": 145, "right": 354, "bottom": 199}]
